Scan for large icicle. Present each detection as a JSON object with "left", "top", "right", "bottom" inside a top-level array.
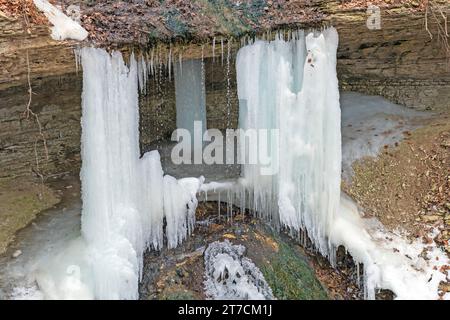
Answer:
[
  {"left": 79, "top": 47, "right": 204, "bottom": 299},
  {"left": 236, "top": 28, "right": 341, "bottom": 257},
  {"left": 174, "top": 59, "right": 207, "bottom": 138},
  {"left": 26, "top": 48, "right": 203, "bottom": 300},
  {"left": 80, "top": 48, "right": 157, "bottom": 299}
]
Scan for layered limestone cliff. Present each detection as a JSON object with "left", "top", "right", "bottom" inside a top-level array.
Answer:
[{"left": 0, "top": 1, "right": 449, "bottom": 181}]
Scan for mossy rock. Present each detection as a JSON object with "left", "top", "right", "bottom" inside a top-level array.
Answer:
[
  {"left": 253, "top": 231, "right": 329, "bottom": 300},
  {"left": 160, "top": 290, "right": 197, "bottom": 300}
]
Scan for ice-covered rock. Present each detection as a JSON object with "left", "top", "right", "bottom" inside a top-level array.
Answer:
[{"left": 204, "top": 240, "right": 274, "bottom": 300}]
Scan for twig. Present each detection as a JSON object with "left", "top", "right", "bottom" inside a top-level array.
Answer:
[
  {"left": 22, "top": 50, "right": 49, "bottom": 196},
  {"left": 424, "top": 1, "right": 450, "bottom": 61},
  {"left": 425, "top": 5, "right": 433, "bottom": 39},
  {"left": 21, "top": 0, "right": 30, "bottom": 27}
]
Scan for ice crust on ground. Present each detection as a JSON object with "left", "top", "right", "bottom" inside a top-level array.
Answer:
[{"left": 204, "top": 240, "right": 274, "bottom": 300}]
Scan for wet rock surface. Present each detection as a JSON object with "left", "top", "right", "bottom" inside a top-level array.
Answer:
[{"left": 139, "top": 201, "right": 331, "bottom": 300}]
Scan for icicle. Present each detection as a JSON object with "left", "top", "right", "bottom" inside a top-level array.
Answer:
[
  {"left": 137, "top": 54, "right": 148, "bottom": 94},
  {"left": 201, "top": 44, "right": 204, "bottom": 61},
  {"left": 150, "top": 49, "right": 154, "bottom": 76},
  {"left": 221, "top": 38, "right": 224, "bottom": 66},
  {"left": 163, "top": 176, "right": 203, "bottom": 249},
  {"left": 74, "top": 48, "right": 80, "bottom": 75},
  {"left": 226, "top": 38, "right": 232, "bottom": 128},
  {"left": 179, "top": 52, "right": 183, "bottom": 75},
  {"left": 218, "top": 192, "right": 221, "bottom": 219},
  {"left": 168, "top": 46, "right": 172, "bottom": 81},
  {"left": 212, "top": 37, "right": 216, "bottom": 62},
  {"left": 236, "top": 27, "right": 340, "bottom": 256}
]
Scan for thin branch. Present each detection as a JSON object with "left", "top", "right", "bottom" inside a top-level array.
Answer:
[{"left": 22, "top": 50, "right": 49, "bottom": 196}]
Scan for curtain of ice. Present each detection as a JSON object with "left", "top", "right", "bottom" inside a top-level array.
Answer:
[
  {"left": 78, "top": 47, "right": 201, "bottom": 299},
  {"left": 236, "top": 28, "right": 341, "bottom": 258}
]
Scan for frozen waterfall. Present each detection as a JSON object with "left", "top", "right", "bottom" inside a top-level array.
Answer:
[
  {"left": 79, "top": 47, "right": 205, "bottom": 299},
  {"left": 14, "top": 28, "right": 446, "bottom": 301},
  {"left": 236, "top": 28, "right": 449, "bottom": 300},
  {"left": 237, "top": 28, "right": 341, "bottom": 258},
  {"left": 26, "top": 48, "right": 204, "bottom": 300}
]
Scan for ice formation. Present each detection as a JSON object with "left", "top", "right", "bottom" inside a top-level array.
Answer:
[
  {"left": 4, "top": 26, "right": 446, "bottom": 300},
  {"left": 33, "top": 0, "right": 88, "bottom": 41},
  {"left": 204, "top": 240, "right": 274, "bottom": 300},
  {"left": 237, "top": 28, "right": 341, "bottom": 258},
  {"left": 78, "top": 47, "right": 205, "bottom": 299},
  {"left": 16, "top": 48, "right": 203, "bottom": 300},
  {"left": 174, "top": 59, "right": 207, "bottom": 138},
  {"left": 235, "top": 27, "right": 449, "bottom": 300},
  {"left": 333, "top": 196, "right": 449, "bottom": 299}
]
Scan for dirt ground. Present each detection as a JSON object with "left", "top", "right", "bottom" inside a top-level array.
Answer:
[
  {"left": 344, "top": 114, "right": 450, "bottom": 258},
  {"left": 0, "top": 177, "right": 59, "bottom": 255}
]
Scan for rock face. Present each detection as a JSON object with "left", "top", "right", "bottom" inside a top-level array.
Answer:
[
  {"left": 0, "top": 2, "right": 449, "bottom": 180},
  {"left": 0, "top": 10, "right": 81, "bottom": 179},
  {"left": 0, "top": 12, "right": 77, "bottom": 91},
  {"left": 334, "top": 6, "right": 450, "bottom": 112},
  {"left": 0, "top": 75, "right": 81, "bottom": 179}
]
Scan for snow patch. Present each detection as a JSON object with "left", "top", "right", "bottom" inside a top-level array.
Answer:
[
  {"left": 332, "top": 196, "right": 449, "bottom": 300},
  {"left": 33, "top": 0, "right": 88, "bottom": 41}
]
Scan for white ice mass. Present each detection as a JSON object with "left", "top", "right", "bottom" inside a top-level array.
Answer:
[
  {"left": 13, "top": 48, "right": 204, "bottom": 300},
  {"left": 78, "top": 47, "right": 204, "bottom": 299},
  {"left": 236, "top": 28, "right": 341, "bottom": 258}
]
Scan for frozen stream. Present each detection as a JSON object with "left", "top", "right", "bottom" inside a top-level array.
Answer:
[
  {"left": 0, "top": 91, "right": 433, "bottom": 299},
  {"left": 0, "top": 179, "right": 81, "bottom": 299}
]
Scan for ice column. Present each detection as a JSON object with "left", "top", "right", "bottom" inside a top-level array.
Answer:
[
  {"left": 80, "top": 48, "right": 201, "bottom": 299},
  {"left": 236, "top": 28, "right": 341, "bottom": 258}
]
